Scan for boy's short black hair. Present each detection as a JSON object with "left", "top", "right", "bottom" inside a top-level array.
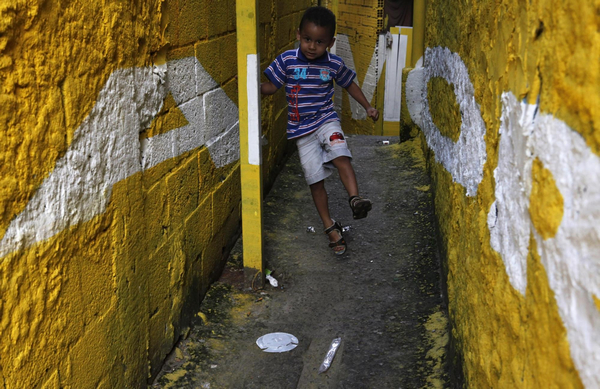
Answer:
[{"left": 299, "top": 6, "right": 336, "bottom": 39}]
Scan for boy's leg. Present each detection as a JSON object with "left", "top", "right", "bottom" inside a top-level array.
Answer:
[
  {"left": 318, "top": 122, "right": 372, "bottom": 220},
  {"left": 331, "top": 155, "right": 372, "bottom": 219},
  {"left": 331, "top": 156, "right": 358, "bottom": 198},
  {"left": 309, "top": 180, "right": 342, "bottom": 242}
]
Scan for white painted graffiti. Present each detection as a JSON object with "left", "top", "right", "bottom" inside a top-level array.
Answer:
[
  {"left": 420, "top": 46, "right": 488, "bottom": 197},
  {"left": 333, "top": 34, "right": 381, "bottom": 120},
  {"left": 488, "top": 92, "right": 600, "bottom": 388},
  {"left": 0, "top": 57, "right": 240, "bottom": 258},
  {"left": 406, "top": 47, "right": 600, "bottom": 387}
]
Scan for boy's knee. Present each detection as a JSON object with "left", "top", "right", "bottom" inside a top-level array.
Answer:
[
  {"left": 332, "top": 156, "right": 351, "bottom": 166},
  {"left": 310, "top": 179, "right": 325, "bottom": 188}
]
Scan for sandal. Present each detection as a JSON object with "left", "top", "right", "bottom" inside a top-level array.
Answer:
[
  {"left": 349, "top": 196, "right": 372, "bottom": 219},
  {"left": 324, "top": 220, "right": 346, "bottom": 255}
]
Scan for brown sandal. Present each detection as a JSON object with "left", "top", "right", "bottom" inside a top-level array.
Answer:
[
  {"left": 324, "top": 220, "right": 346, "bottom": 255},
  {"left": 349, "top": 196, "right": 372, "bottom": 219}
]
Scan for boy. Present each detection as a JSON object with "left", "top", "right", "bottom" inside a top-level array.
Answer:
[{"left": 261, "top": 6, "right": 379, "bottom": 255}]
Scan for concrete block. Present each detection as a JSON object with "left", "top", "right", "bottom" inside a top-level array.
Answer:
[
  {"left": 184, "top": 194, "right": 213, "bottom": 261},
  {"left": 276, "top": 14, "right": 299, "bottom": 51},
  {"left": 70, "top": 313, "right": 118, "bottom": 389},
  {"left": 166, "top": 154, "right": 200, "bottom": 226},
  {"left": 141, "top": 151, "right": 175, "bottom": 188},
  {"left": 176, "top": 96, "right": 206, "bottom": 153},
  {"left": 78, "top": 238, "right": 114, "bottom": 326},
  {"left": 195, "top": 60, "right": 219, "bottom": 96},
  {"left": 203, "top": 88, "right": 239, "bottom": 141},
  {"left": 176, "top": 0, "right": 208, "bottom": 45},
  {"left": 206, "top": 121, "right": 240, "bottom": 168},
  {"left": 167, "top": 56, "right": 197, "bottom": 106},
  {"left": 221, "top": 78, "right": 238, "bottom": 106},
  {"left": 211, "top": 167, "right": 241, "bottom": 236},
  {"left": 141, "top": 131, "right": 176, "bottom": 171},
  {"left": 195, "top": 146, "right": 215, "bottom": 190},
  {"left": 144, "top": 180, "right": 170, "bottom": 251},
  {"left": 206, "top": 0, "right": 231, "bottom": 37}
]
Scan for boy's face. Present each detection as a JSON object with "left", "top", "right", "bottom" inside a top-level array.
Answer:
[{"left": 296, "top": 22, "right": 335, "bottom": 61}]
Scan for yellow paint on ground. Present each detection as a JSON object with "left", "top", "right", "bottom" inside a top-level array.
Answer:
[
  {"left": 427, "top": 77, "right": 461, "bottom": 142},
  {"left": 530, "top": 158, "right": 564, "bottom": 240},
  {"left": 423, "top": 310, "right": 449, "bottom": 389},
  {"left": 198, "top": 312, "right": 209, "bottom": 324},
  {"left": 162, "top": 368, "right": 188, "bottom": 383},
  {"left": 395, "top": 136, "right": 426, "bottom": 170}
]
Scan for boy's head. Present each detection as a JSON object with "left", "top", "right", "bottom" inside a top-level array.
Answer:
[
  {"left": 297, "top": 7, "right": 336, "bottom": 61},
  {"left": 299, "top": 6, "right": 336, "bottom": 39}
]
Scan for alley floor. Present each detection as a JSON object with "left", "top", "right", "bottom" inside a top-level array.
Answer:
[{"left": 153, "top": 135, "right": 450, "bottom": 388}]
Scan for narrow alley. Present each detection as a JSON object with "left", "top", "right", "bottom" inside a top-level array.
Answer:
[
  {"left": 2, "top": 1, "right": 598, "bottom": 388},
  {"left": 153, "top": 135, "right": 450, "bottom": 388}
]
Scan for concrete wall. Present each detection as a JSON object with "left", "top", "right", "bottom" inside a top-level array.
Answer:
[
  {"left": 0, "top": 1, "right": 298, "bottom": 387},
  {"left": 402, "top": 0, "right": 600, "bottom": 387}
]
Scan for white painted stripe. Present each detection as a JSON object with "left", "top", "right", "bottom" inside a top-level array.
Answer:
[
  {"left": 247, "top": 54, "right": 261, "bottom": 166},
  {"left": 378, "top": 34, "right": 386, "bottom": 76},
  {"left": 0, "top": 56, "right": 240, "bottom": 258},
  {"left": 393, "top": 34, "right": 408, "bottom": 121},
  {"left": 420, "top": 46, "right": 487, "bottom": 196},
  {"left": 384, "top": 31, "right": 400, "bottom": 122},
  {"left": 488, "top": 91, "right": 600, "bottom": 388},
  {"left": 333, "top": 35, "right": 383, "bottom": 120}
]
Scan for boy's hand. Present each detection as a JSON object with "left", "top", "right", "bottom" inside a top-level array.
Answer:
[
  {"left": 261, "top": 81, "right": 278, "bottom": 95},
  {"left": 366, "top": 107, "right": 379, "bottom": 121}
]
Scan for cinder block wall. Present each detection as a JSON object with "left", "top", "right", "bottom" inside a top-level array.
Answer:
[
  {"left": 401, "top": 0, "right": 600, "bottom": 387},
  {"left": 259, "top": 0, "right": 314, "bottom": 188},
  {"left": 333, "top": 0, "right": 381, "bottom": 135},
  {"left": 0, "top": 1, "right": 302, "bottom": 387}
]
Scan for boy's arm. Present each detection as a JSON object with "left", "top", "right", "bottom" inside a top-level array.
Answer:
[
  {"left": 345, "top": 82, "right": 379, "bottom": 121},
  {"left": 261, "top": 81, "right": 278, "bottom": 95}
]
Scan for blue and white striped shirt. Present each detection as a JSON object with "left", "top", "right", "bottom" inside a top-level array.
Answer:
[{"left": 264, "top": 48, "right": 356, "bottom": 139}]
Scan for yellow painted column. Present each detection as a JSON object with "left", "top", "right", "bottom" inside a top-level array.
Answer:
[
  {"left": 411, "top": 0, "right": 426, "bottom": 67},
  {"left": 401, "top": 27, "right": 413, "bottom": 69},
  {"left": 236, "top": 0, "right": 264, "bottom": 287}
]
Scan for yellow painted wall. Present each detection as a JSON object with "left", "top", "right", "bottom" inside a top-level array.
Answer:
[
  {"left": 0, "top": 0, "right": 299, "bottom": 387},
  {"left": 400, "top": 0, "right": 600, "bottom": 387},
  {"left": 335, "top": 0, "right": 381, "bottom": 135},
  {"left": 259, "top": 0, "right": 313, "bottom": 190}
]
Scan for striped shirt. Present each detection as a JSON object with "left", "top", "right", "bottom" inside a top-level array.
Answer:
[{"left": 264, "top": 48, "right": 356, "bottom": 139}]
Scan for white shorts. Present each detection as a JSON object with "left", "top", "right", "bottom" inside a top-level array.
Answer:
[{"left": 295, "top": 121, "right": 352, "bottom": 185}]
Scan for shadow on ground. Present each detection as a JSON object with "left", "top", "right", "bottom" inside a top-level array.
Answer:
[{"left": 153, "top": 135, "right": 450, "bottom": 388}]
